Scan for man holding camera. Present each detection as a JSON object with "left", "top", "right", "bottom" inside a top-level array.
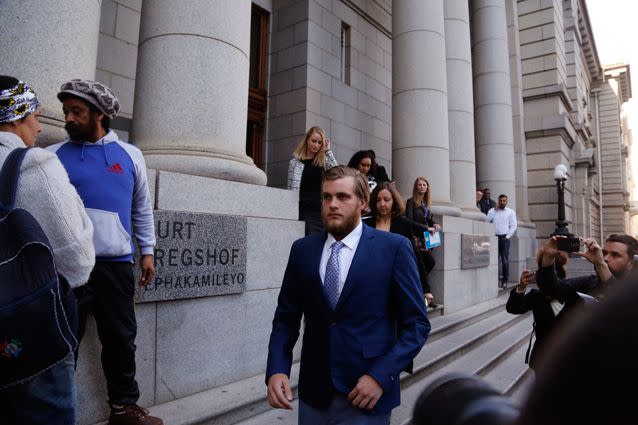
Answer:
[{"left": 536, "top": 234, "right": 638, "bottom": 310}]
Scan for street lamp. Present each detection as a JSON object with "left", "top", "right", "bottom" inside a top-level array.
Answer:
[{"left": 552, "top": 164, "right": 573, "bottom": 237}]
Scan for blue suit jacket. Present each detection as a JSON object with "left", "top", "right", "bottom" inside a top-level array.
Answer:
[{"left": 266, "top": 224, "right": 430, "bottom": 414}]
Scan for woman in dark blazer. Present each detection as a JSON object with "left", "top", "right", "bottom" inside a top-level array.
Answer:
[
  {"left": 364, "top": 181, "right": 434, "bottom": 305},
  {"left": 405, "top": 177, "right": 441, "bottom": 305}
]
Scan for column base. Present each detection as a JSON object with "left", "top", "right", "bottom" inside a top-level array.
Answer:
[
  {"left": 431, "top": 204, "right": 462, "bottom": 217},
  {"left": 460, "top": 209, "right": 488, "bottom": 221},
  {"left": 143, "top": 151, "right": 267, "bottom": 186}
]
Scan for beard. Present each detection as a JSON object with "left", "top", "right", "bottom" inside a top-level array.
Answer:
[
  {"left": 323, "top": 211, "right": 360, "bottom": 240},
  {"left": 65, "top": 122, "right": 95, "bottom": 141}
]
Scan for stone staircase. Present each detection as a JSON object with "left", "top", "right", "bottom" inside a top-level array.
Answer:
[{"left": 123, "top": 288, "right": 534, "bottom": 425}]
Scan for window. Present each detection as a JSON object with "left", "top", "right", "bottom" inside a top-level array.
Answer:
[
  {"left": 246, "top": 4, "right": 269, "bottom": 168},
  {"left": 341, "top": 23, "right": 351, "bottom": 85}
]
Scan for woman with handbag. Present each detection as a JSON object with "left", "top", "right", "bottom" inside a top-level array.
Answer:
[
  {"left": 364, "top": 182, "right": 432, "bottom": 304},
  {"left": 405, "top": 177, "right": 441, "bottom": 306}
]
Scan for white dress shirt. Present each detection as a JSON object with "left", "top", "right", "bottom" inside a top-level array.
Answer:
[
  {"left": 487, "top": 207, "right": 518, "bottom": 238},
  {"left": 319, "top": 220, "right": 363, "bottom": 295}
]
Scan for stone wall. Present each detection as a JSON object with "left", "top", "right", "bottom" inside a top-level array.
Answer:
[
  {"left": 598, "top": 81, "right": 627, "bottom": 235},
  {"left": 96, "top": 0, "right": 142, "bottom": 140},
  {"left": 266, "top": 0, "right": 393, "bottom": 187},
  {"left": 429, "top": 216, "right": 499, "bottom": 314},
  {"left": 519, "top": 0, "right": 576, "bottom": 239},
  {"left": 75, "top": 171, "right": 305, "bottom": 424}
]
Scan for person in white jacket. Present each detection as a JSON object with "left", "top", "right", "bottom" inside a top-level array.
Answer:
[{"left": 0, "top": 75, "right": 94, "bottom": 424}]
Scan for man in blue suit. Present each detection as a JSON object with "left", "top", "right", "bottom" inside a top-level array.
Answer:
[{"left": 266, "top": 165, "right": 430, "bottom": 424}]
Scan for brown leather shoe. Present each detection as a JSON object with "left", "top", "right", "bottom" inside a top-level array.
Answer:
[{"left": 108, "top": 404, "right": 163, "bottom": 425}]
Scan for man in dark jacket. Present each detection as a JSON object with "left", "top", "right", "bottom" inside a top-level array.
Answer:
[
  {"left": 536, "top": 234, "right": 638, "bottom": 314},
  {"left": 477, "top": 188, "right": 496, "bottom": 215}
]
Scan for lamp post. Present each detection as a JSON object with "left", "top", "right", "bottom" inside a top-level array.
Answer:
[{"left": 552, "top": 164, "right": 573, "bottom": 237}]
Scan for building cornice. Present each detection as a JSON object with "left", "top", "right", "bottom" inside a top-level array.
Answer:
[
  {"left": 578, "top": 0, "right": 603, "bottom": 81},
  {"left": 576, "top": 147, "right": 595, "bottom": 167},
  {"left": 604, "top": 63, "right": 632, "bottom": 103}
]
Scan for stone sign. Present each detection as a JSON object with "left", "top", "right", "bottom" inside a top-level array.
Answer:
[
  {"left": 461, "top": 234, "right": 491, "bottom": 269},
  {"left": 135, "top": 210, "right": 247, "bottom": 303}
]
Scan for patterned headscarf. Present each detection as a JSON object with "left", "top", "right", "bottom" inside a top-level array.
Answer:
[{"left": 0, "top": 81, "right": 40, "bottom": 123}]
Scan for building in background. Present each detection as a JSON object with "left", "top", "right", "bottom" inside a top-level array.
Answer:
[{"left": 0, "top": 1, "right": 632, "bottom": 424}]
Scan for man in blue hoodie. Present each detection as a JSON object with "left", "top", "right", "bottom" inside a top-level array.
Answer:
[{"left": 48, "top": 79, "right": 161, "bottom": 425}]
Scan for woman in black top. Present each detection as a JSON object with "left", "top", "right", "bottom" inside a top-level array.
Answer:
[
  {"left": 405, "top": 177, "right": 441, "bottom": 305},
  {"left": 347, "top": 150, "right": 377, "bottom": 192},
  {"left": 364, "top": 181, "right": 433, "bottom": 305},
  {"left": 287, "top": 126, "right": 338, "bottom": 235},
  {"left": 367, "top": 149, "right": 390, "bottom": 183}
]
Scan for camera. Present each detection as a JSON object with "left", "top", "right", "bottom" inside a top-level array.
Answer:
[
  {"left": 556, "top": 237, "right": 580, "bottom": 253},
  {"left": 413, "top": 373, "right": 519, "bottom": 425}
]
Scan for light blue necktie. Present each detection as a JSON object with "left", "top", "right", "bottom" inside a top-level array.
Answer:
[{"left": 324, "top": 241, "right": 345, "bottom": 309}]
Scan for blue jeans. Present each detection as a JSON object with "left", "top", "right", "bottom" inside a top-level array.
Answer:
[
  {"left": 0, "top": 351, "right": 76, "bottom": 425},
  {"left": 299, "top": 395, "right": 390, "bottom": 425},
  {"left": 498, "top": 236, "right": 510, "bottom": 283}
]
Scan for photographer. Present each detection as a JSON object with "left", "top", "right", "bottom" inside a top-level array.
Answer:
[{"left": 536, "top": 234, "right": 638, "bottom": 311}]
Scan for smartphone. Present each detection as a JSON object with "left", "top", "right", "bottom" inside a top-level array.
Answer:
[{"left": 556, "top": 237, "right": 580, "bottom": 253}]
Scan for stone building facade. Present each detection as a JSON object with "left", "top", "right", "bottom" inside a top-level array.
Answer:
[{"left": 0, "top": 0, "right": 632, "bottom": 423}]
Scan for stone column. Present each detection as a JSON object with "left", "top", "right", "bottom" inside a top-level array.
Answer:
[
  {"left": 444, "top": 0, "right": 484, "bottom": 219},
  {"left": 505, "top": 0, "right": 530, "bottom": 221},
  {"left": 392, "top": 0, "right": 460, "bottom": 216},
  {"left": 0, "top": 0, "right": 100, "bottom": 145},
  {"left": 132, "top": 0, "right": 266, "bottom": 185},
  {"left": 471, "top": 0, "right": 517, "bottom": 209}
]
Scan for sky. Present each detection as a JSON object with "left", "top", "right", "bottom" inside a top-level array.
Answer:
[{"left": 586, "top": 0, "right": 638, "bottom": 197}]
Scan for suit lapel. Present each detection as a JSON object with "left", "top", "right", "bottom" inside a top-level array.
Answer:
[
  {"left": 309, "top": 231, "right": 330, "bottom": 308},
  {"left": 336, "top": 224, "right": 374, "bottom": 310}
]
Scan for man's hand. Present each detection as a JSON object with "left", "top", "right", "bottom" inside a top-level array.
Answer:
[
  {"left": 540, "top": 236, "right": 562, "bottom": 267},
  {"left": 139, "top": 255, "right": 156, "bottom": 286},
  {"left": 347, "top": 375, "right": 383, "bottom": 410},
  {"left": 434, "top": 224, "right": 441, "bottom": 232},
  {"left": 267, "top": 373, "right": 293, "bottom": 409},
  {"left": 577, "top": 238, "right": 612, "bottom": 282},
  {"left": 325, "top": 138, "right": 331, "bottom": 151},
  {"left": 425, "top": 293, "right": 434, "bottom": 305},
  {"left": 576, "top": 238, "right": 605, "bottom": 266}
]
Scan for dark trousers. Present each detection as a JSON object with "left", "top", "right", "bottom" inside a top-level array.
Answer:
[
  {"left": 300, "top": 202, "right": 323, "bottom": 236},
  {"left": 299, "top": 396, "right": 390, "bottom": 425},
  {"left": 498, "top": 236, "right": 510, "bottom": 283},
  {"left": 416, "top": 249, "right": 436, "bottom": 294},
  {"left": 74, "top": 261, "right": 140, "bottom": 406}
]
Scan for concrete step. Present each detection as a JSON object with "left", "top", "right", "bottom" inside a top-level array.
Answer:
[
  {"left": 425, "top": 291, "right": 511, "bottom": 344},
  {"left": 507, "top": 366, "right": 534, "bottom": 404},
  {"left": 403, "top": 308, "right": 527, "bottom": 387},
  {"left": 96, "top": 293, "right": 518, "bottom": 425},
  {"left": 391, "top": 315, "right": 533, "bottom": 425},
  {"left": 232, "top": 297, "right": 529, "bottom": 425},
  {"left": 481, "top": 334, "right": 532, "bottom": 396}
]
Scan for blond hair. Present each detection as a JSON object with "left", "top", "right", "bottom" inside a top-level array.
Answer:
[
  {"left": 293, "top": 126, "right": 328, "bottom": 167},
  {"left": 412, "top": 177, "right": 431, "bottom": 209}
]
